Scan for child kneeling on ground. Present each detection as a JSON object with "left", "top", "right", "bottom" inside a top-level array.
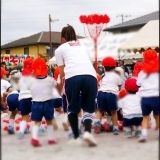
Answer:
[{"left": 118, "top": 78, "right": 143, "bottom": 138}]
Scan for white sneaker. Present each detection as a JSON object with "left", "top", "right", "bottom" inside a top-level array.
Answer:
[
  {"left": 83, "top": 132, "right": 97, "bottom": 147},
  {"left": 67, "top": 138, "right": 83, "bottom": 146}
]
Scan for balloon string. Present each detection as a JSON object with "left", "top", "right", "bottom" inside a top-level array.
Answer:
[{"left": 83, "top": 24, "right": 89, "bottom": 39}]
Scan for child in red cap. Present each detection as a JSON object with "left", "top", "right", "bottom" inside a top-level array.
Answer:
[
  {"left": 1, "top": 67, "right": 12, "bottom": 119},
  {"left": 137, "top": 50, "right": 159, "bottom": 142},
  {"left": 93, "top": 56, "right": 122, "bottom": 135},
  {"left": 1, "top": 67, "right": 21, "bottom": 134},
  {"left": 118, "top": 78, "right": 142, "bottom": 138},
  {"left": 29, "top": 58, "right": 58, "bottom": 146},
  {"left": 18, "top": 58, "right": 34, "bottom": 139},
  {"left": 132, "top": 62, "right": 143, "bottom": 79}
]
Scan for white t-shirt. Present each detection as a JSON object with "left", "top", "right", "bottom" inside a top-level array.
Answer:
[
  {"left": 137, "top": 71, "right": 159, "bottom": 97},
  {"left": 55, "top": 41, "right": 96, "bottom": 79},
  {"left": 29, "top": 76, "right": 57, "bottom": 102},
  {"left": 18, "top": 76, "right": 33, "bottom": 100},
  {"left": 99, "top": 72, "right": 122, "bottom": 95},
  {"left": 118, "top": 94, "right": 142, "bottom": 118},
  {"left": 1, "top": 79, "right": 11, "bottom": 96},
  {"left": 52, "top": 88, "right": 62, "bottom": 99}
]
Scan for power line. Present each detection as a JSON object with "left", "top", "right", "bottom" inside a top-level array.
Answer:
[{"left": 116, "top": 14, "right": 131, "bottom": 23}]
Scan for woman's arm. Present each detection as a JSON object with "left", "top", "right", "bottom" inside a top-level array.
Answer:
[{"left": 58, "top": 65, "right": 65, "bottom": 93}]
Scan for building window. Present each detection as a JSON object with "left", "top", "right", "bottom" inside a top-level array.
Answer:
[
  {"left": 6, "top": 50, "right": 10, "bottom": 54},
  {"left": 24, "top": 47, "right": 29, "bottom": 55}
]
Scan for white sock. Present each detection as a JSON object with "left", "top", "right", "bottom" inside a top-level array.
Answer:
[
  {"left": 113, "top": 126, "right": 118, "bottom": 129},
  {"left": 107, "top": 115, "right": 112, "bottom": 125},
  {"left": 19, "top": 121, "right": 27, "bottom": 133},
  {"left": 32, "top": 125, "right": 39, "bottom": 140},
  {"left": 54, "top": 111, "right": 60, "bottom": 118},
  {"left": 142, "top": 129, "right": 147, "bottom": 136},
  {"left": 47, "top": 125, "right": 54, "bottom": 140},
  {"left": 9, "top": 119, "right": 14, "bottom": 127},
  {"left": 68, "top": 126, "right": 72, "bottom": 134},
  {"left": 78, "top": 117, "right": 82, "bottom": 129},
  {"left": 124, "top": 127, "right": 131, "bottom": 132},
  {"left": 136, "top": 126, "right": 141, "bottom": 131},
  {"left": 64, "top": 113, "right": 68, "bottom": 123},
  {"left": 1, "top": 113, "right": 8, "bottom": 120}
]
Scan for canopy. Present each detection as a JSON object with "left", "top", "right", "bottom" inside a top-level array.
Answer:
[
  {"left": 119, "top": 20, "right": 159, "bottom": 53},
  {"left": 78, "top": 32, "right": 142, "bottom": 61}
]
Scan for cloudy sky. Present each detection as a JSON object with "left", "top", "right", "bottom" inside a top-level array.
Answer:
[{"left": 1, "top": 0, "right": 159, "bottom": 45}]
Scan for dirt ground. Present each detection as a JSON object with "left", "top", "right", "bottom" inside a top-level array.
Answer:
[{"left": 1, "top": 115, "right": 159, "bottom": 160}]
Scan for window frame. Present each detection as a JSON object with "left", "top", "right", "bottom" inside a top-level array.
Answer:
[
  {"left": 24, "top": 47, "right": 29, "bottom": 55},
  {"left": 5, "top": 50, "right": 10, "bottom": 54}
]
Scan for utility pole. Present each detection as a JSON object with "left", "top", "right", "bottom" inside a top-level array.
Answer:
[
  {"left": 116, "top": 14, "right": 131, "bottom": 23},
  {"left": 49, "top": 14, "right": 52, "bottom": 57},
  {"left": 49, "top": 14, "right": 59, "bottom": 57}
]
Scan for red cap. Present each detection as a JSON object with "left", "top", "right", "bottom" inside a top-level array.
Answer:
[
  {"left": 118, "top": 89, "right": 127, "bottom": 98},
  {"left": 125, "top": 78, "right": 139, "bottom": 92},
  {"left": 143, "top": 49, "right": 159, "bottom": 73},
  {"left": 54, "top": 68, "right": 59, "bottom": 81},
  {"left": 32, "top": 58, "right": 48, "bottom": 77},
  {"left": 132, "top": 62, "right": 143, "bottom": 77},
  {"left": 22, "top": 58, "right": 34, "bottom": 76},
  {"left": 1, "top": 67, "right": 9, "bottom": 77},
  {"left": 102, "top": 56, "right": 116, "bottom": 67}
]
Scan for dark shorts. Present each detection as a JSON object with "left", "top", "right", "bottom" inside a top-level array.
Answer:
[
  {"left": 31, "top": 100, "right": 54, "bottom": 121},
  {"left": 141, "top": 97, "right": 160, "bottom": 116},
  {"left": 1, "top": 105, "right": 8, "bottom": 111},
  {"left": 123, "top": 117, "right": 143, "bottom": 127},
  {"left": 53, "top": 98, "right": 62, "bottom": 108},
  {"left": 62, "top": 94, "right": 82, "bottom": 113},
  {"left": 19, "top": 98, "right": 32, "bottom": 116},
  {"left": 6, "top": 94, "right": 19, "bottom": 111},
  {"left": 65, "top": 75, "right": 97, "bottom": 114},
  {"left": 97, "top": 91, "right": 118, "bottom": 113}
]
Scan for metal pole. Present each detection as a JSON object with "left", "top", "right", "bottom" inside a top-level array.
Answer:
[
  {"left": 49, "top": 14, "right": 52, "bottom": 57},
  {"left": 94, "top": 38, "right": 98, "bottom": 73}
]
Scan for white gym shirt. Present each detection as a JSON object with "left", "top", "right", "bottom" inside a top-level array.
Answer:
[
  {"left": 137, "top": 71, "right": 159, "bottom": 97},
  {"left": 99, "top": 72, "right": 122, "bottom": 95},
  {"left": 118, "top": 94, "right": 142, "bottom": 118},
  {"left": 55, "top": 40, "right": 96, "bottom": 79}
]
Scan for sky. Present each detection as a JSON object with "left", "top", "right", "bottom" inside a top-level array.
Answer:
[{"left": 1, "top": 0, "right": 159, "bottom": 45}]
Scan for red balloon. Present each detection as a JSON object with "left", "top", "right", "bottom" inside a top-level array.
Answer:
[{"left": 79, "top": 14, "right": 110, "bottom": 24}]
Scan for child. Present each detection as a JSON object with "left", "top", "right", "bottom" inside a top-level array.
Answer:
[
  {"left": 2, "top": 70, "right": 21, "bottom": 134},
  {"left": 94, "top": 56, "right": 122, "bottom": 135},
  {"left": 17, "top": 58, "right": 34, "bottom": 139},
  {"left": 118, "top": 78, "right": 143, "bottom": 138},
  {"left": 115, "top": 66, "right": 126, "bottom": 89},
  {"left": 30, "top": 58, "right": 58, "bottom": 146},
  {"left": 1, "top": 67, "right": 12, "bottom": 119},
  {"left": 132, "top": 62, "right": 143, "bottom": 79},
  {"left": 137, "top": 50, "right": 159, "bottom": 142}
]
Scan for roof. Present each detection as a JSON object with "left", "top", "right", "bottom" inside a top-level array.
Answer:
[
  {"left": 103, "top": 11, "right": 159, "bottom": 31},
  {"left": 119, "top": 20, "right": 159, "bottom": 53},
  {"left": 1, "top": 31, "right": 84, "bottom": 49}
]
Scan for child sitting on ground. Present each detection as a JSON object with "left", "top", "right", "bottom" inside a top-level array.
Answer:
[{"left": 118, "top": 78, "right": 143, "bottom": 138}]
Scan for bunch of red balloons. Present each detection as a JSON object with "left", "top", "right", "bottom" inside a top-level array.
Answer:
[{"left": 79, "top": 14, "right": 110, "bottom": 25}]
